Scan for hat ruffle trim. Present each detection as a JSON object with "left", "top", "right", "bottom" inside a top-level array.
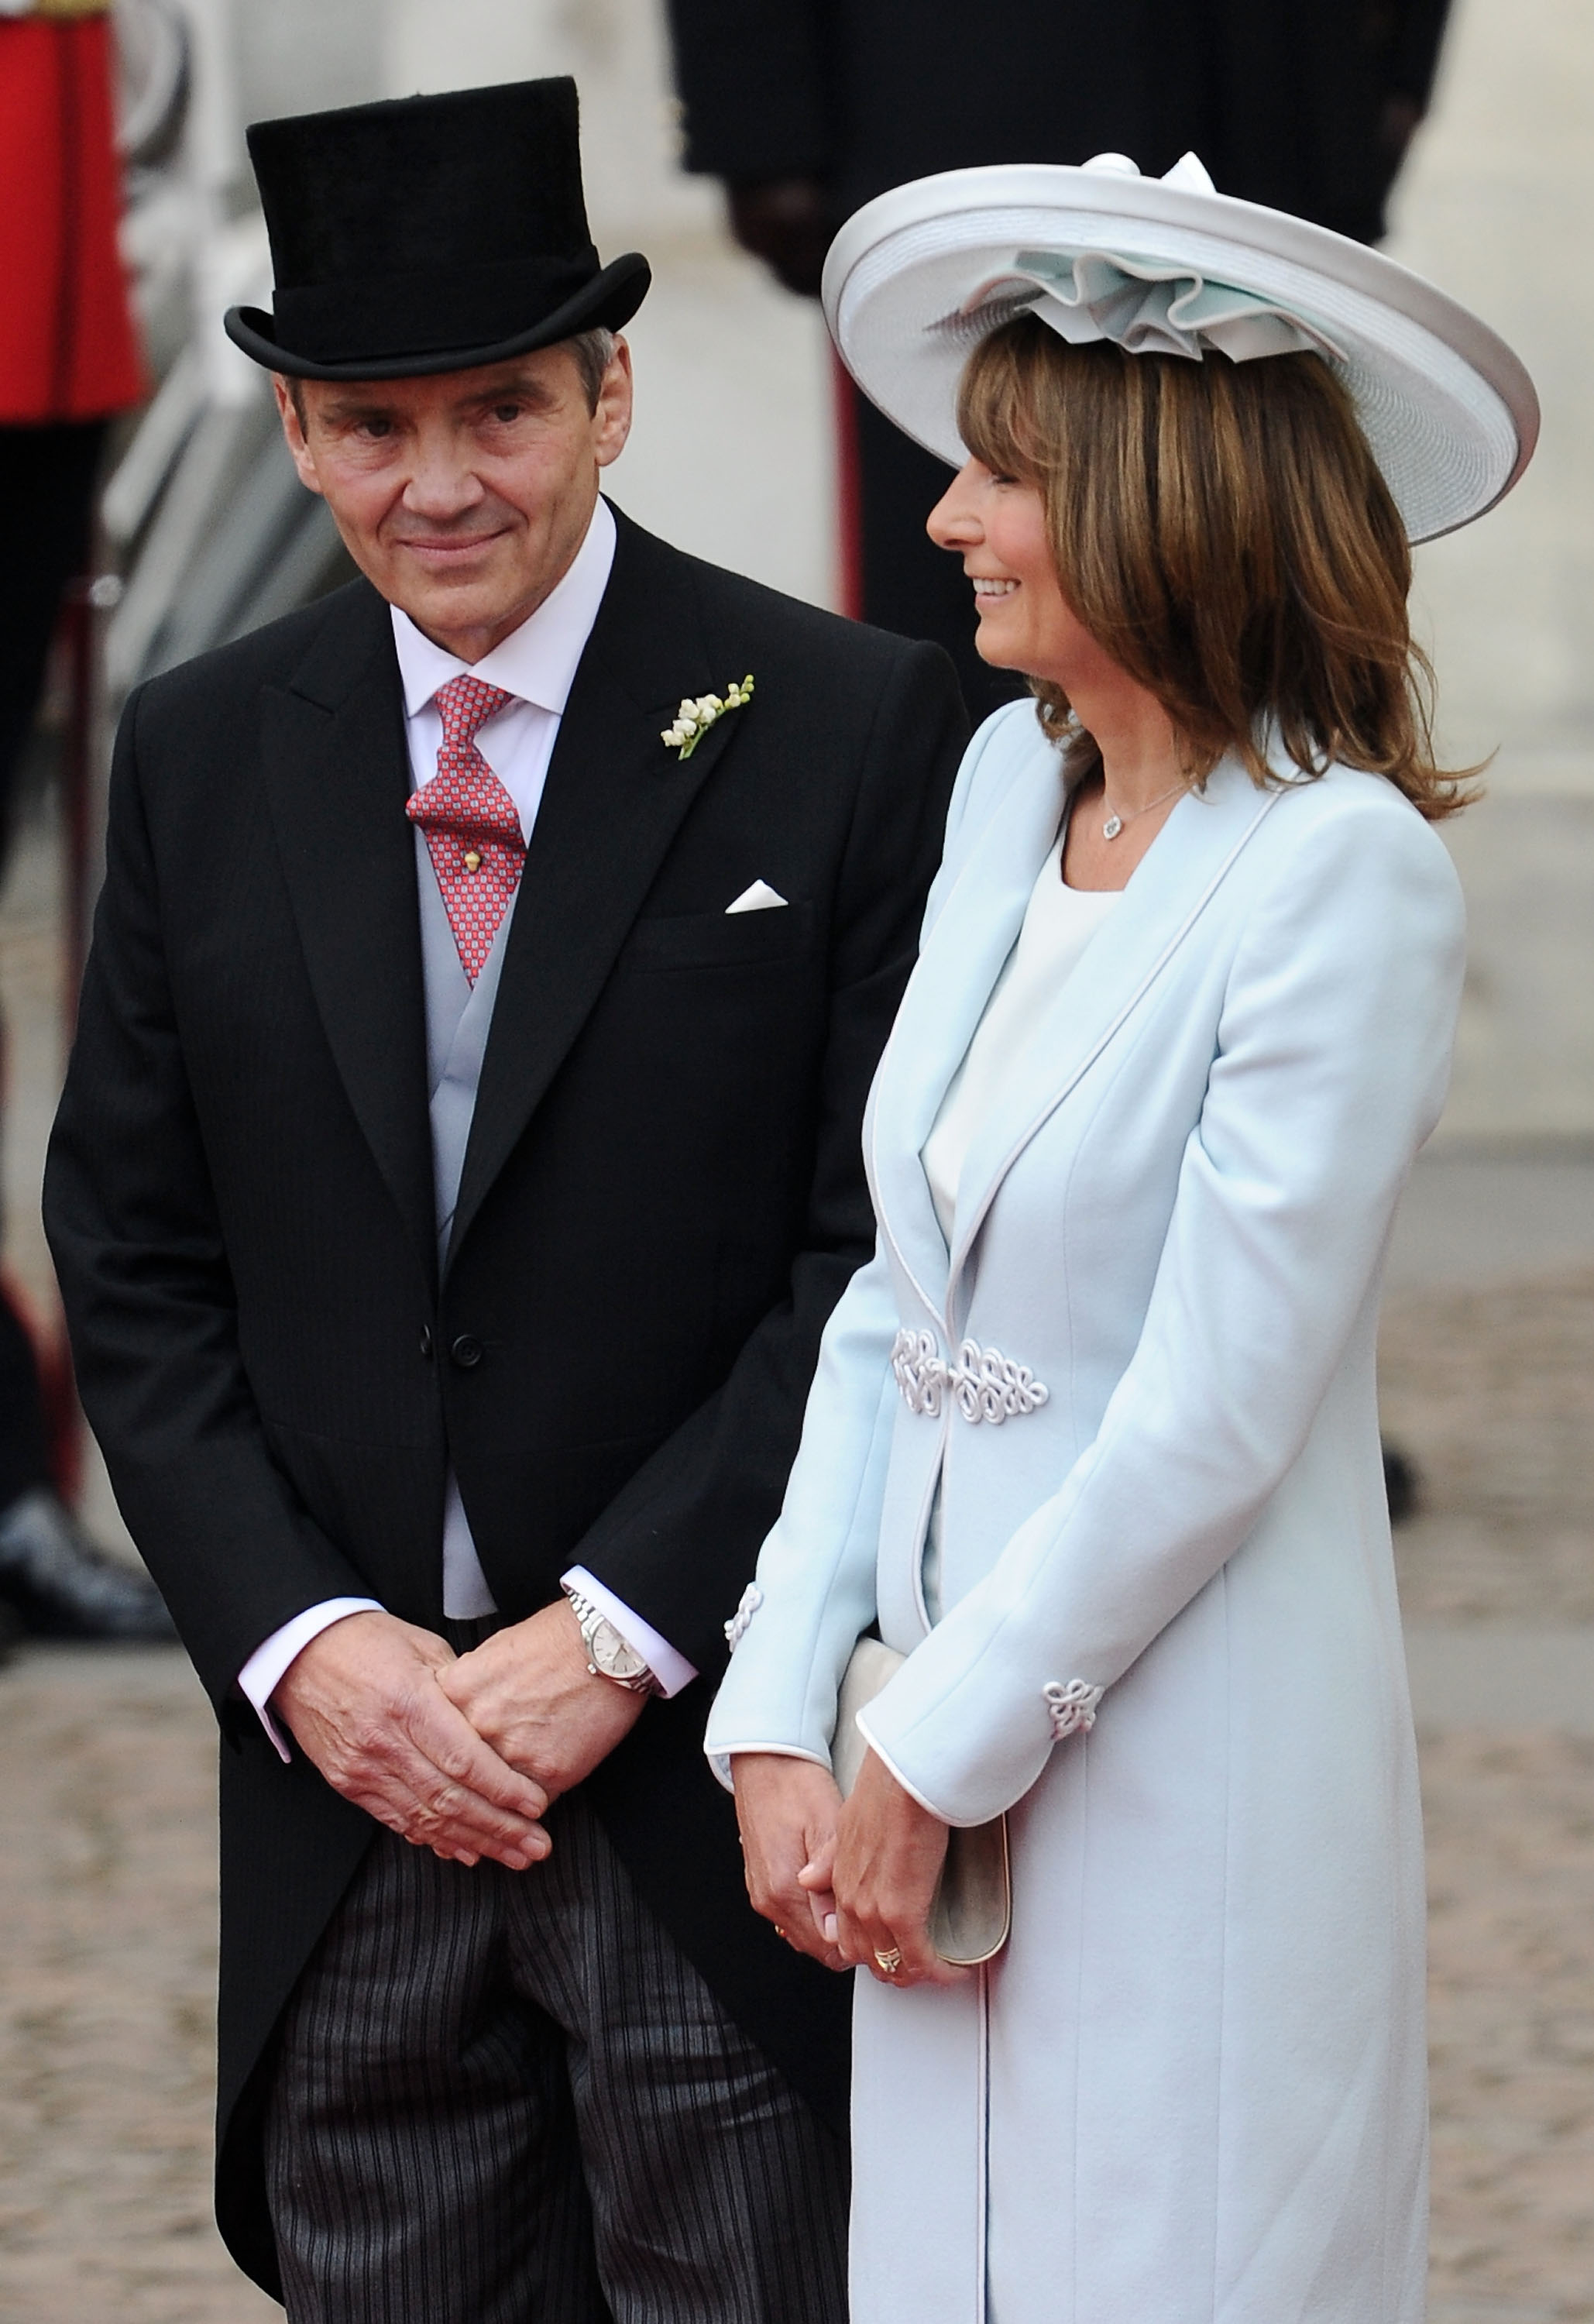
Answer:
[{"left": 951, "top": 153, "right": 1345, "bottom": 367}]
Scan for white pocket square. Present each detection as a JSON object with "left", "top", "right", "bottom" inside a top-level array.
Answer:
[{"left": 725, "top": 879, "right": 788, "bottom": 915}]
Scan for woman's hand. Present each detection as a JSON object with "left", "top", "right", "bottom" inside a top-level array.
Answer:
[
  {"left": 731, "top": 1753, "right": 847, "bottom": 1970},
  {"left": 827, "top": 1748, "right": 968, "bottom": 1989}
]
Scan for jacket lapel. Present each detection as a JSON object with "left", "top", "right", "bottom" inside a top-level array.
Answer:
[
  {"left": 448, "top": 509, "right": 745, "bottom": 1263},
  {"left": 869, "top": 741, "right": 1286, "bottom": 1331},
  {"left": 259, "top": 583, "right": 437, "bottom": 1284},
  {"left": 943, "top": 757, "right": 1285, "bottom": 1311},
  {"left": 866, "top": 734, "right": 1067, "bottom": 1323}
]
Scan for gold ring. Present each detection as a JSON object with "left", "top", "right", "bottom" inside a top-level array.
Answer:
[{"left": 874, "top": 1946, "right": 904, "bottom": 1975}]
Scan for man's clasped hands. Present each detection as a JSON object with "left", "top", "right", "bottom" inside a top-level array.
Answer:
[
  {"left": 275, "top": 1607, "right": 964, "bottom": 1992},
  {"left": 273, "top": 1605, "right": 643, "bottom": 1872}
]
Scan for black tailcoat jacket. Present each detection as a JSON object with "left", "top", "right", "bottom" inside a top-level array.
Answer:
[{"left": 44, "top": 505, "right": 965, "bottom": 2295}]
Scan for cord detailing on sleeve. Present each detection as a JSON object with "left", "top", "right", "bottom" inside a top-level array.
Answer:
[
  {"left": 723, "top": 1582, "right": 764, "bottom": 1652},
  {"left": 1043, "top": 1678, "right": 1104, "bottom": 1740}
]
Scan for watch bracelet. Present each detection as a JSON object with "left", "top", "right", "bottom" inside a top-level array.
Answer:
[{"left": 562, "top": 1586, "right": 658, "bottom": 1694}]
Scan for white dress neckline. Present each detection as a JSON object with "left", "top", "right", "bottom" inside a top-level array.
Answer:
[{"left": 921, "top": 829, "right": 1121, "bottom": 1247}]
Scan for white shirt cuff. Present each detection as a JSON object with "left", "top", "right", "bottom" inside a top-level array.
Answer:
[
  {"left": 560, "top": 1566, "right": 699, "bottom": 1699},
  {"left": 238, "top": 1597, "right": 386, "bottom": 1763}
]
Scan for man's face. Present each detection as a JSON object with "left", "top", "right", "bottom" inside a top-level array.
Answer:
[{"left": 276, "top": 341, "right": 633, "bottom": 662}]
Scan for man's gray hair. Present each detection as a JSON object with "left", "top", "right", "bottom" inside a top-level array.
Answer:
[
  {"left": 281, "top": 326, "right": 617, "bottom": 432},
  {"left": 566, "top": 328, "right": 617, "bottom": 411}
]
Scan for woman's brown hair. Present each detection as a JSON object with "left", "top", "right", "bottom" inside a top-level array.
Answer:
[{"left": 957, "top": 316, "right": 1474, "bottom": 818}]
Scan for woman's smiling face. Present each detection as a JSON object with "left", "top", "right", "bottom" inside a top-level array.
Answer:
[{"left": 926, "top": 457, "right": 1111, "bottom": 696}]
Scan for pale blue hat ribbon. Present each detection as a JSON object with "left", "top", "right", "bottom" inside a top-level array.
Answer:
[{"left": 960, "top": 151, "right": 1347, "bottom": 365}]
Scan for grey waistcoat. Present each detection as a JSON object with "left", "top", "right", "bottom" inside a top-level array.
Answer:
[{"left": 418, "top": 833, "right": 515, "bottom": 1618}]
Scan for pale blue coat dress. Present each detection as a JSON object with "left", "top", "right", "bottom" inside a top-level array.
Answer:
[{"left": 705, "top": 700, "right": 1466, "bottom": 2324}]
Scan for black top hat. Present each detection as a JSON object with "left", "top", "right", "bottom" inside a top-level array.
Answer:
[{"left": 225, "top": 77, "right": 650, "bottom": 380}]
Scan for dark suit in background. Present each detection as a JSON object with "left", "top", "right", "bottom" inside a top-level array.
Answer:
[
  {"left": 664, "top": 0, "right": 1452, "bottom": 717},
  {"left": 45, "top": 504, "right": 964, "bottom": 2298}
]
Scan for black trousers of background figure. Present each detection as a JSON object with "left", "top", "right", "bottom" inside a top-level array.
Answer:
[
  {"left": 0, "top": 419, "right": 106, "bottom": 1511},
  {"left": 852, "top": 387, "right": 1028, "bottom": 728}
]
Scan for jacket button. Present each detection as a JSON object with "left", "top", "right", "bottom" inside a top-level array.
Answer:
[
  {"left": 450, "top": 1333, "right": 484, "bottom": 1370},
  {"left": 419, "top": 1325, "right": 434, "bottom": 1360}
]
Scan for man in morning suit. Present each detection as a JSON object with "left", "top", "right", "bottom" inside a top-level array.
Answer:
[{"left": 44, "top": 80, "right": 964, "bottom": 2322}]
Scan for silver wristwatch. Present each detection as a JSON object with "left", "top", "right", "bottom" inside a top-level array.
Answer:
[{"left": 563, "top": 1586, "right": 658, "bottom": 1696}]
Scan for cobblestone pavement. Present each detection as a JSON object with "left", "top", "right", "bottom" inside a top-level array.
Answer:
[
  {"left": 1424, "top": 1730, "right": 1594, "bottom": 2324},
  {"left": 1383, "top": 1274, "right": 1594, "bottom": 2320},
  {"left": 0, "top": 1652, "right": 277, "bottom": 2323},
  {"left": 1383, "top": 1270, "right": 1594, "bottom": 1624}
]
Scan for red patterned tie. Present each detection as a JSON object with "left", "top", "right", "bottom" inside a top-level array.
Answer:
[{"left": 406, "top": 673, "right": 524, "bottom": 985}]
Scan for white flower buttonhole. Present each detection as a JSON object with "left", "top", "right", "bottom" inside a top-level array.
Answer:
[{"left": 661, "top": 675, "right": 755, "bottom": 760}]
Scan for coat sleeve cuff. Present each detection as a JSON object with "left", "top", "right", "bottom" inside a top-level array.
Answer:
[{"left": 237, "top": 1597, "right": 385, "bottom": 1762}]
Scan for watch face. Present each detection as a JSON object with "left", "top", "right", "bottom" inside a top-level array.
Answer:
[{"left": 590, "top": 1618, "right": 648, "bottom": 1682}]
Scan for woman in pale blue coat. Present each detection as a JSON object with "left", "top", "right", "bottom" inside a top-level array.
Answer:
[{"left": 706, "top": 156, "right": 1537, "bottom": 2323}]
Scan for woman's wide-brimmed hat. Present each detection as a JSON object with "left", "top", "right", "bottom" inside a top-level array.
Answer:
[
  {"left": 823, "top": 153, "right": 1537, "bottom": 543},
  {"left": 225, "top": 78, "right": 650, "bottom": 382}
]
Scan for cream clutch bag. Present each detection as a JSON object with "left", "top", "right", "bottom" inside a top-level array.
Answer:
[{"left": 832, "top": 1637, "right": 1011, "bottom": 1967}]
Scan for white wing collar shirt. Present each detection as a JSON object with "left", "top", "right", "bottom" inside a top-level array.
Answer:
[{"left": 242, "top": 499, "right": 696, "bottom": 1755}]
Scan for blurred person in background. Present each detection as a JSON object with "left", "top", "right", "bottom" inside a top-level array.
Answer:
[
  {"left": 45, "top": 77, "right": 964, "bottom": 2320},
  {"left": 0, "top": 0, "right": 171, "bottom": 1640},
  {"left": 665, "top": 0, "right": 1451, "bottom": 720}
]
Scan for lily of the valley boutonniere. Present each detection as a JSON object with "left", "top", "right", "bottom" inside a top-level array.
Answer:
[{"left": 661, "top": 674, "right": 755, "bottom": 760}]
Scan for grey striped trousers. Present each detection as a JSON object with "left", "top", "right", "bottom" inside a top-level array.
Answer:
[{"left": 264, "top": 1791, "right": 848, "bottom": 2322}]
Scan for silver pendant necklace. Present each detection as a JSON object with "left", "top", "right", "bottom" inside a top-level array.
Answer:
[{"left": 1101, "top": 776, "right": 1188, "bottom": 842}]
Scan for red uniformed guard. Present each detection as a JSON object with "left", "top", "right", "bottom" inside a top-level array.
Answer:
[{"left": 0, "top": 0, "right": 170, "bottom": 1639}]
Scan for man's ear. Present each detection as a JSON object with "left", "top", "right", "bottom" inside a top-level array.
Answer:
[
  {"left": 273, "top": 374, "right": 325, "bottom": 496},
  {"left": 593, "top": 337, "right": 634, "bottom": 471}
]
